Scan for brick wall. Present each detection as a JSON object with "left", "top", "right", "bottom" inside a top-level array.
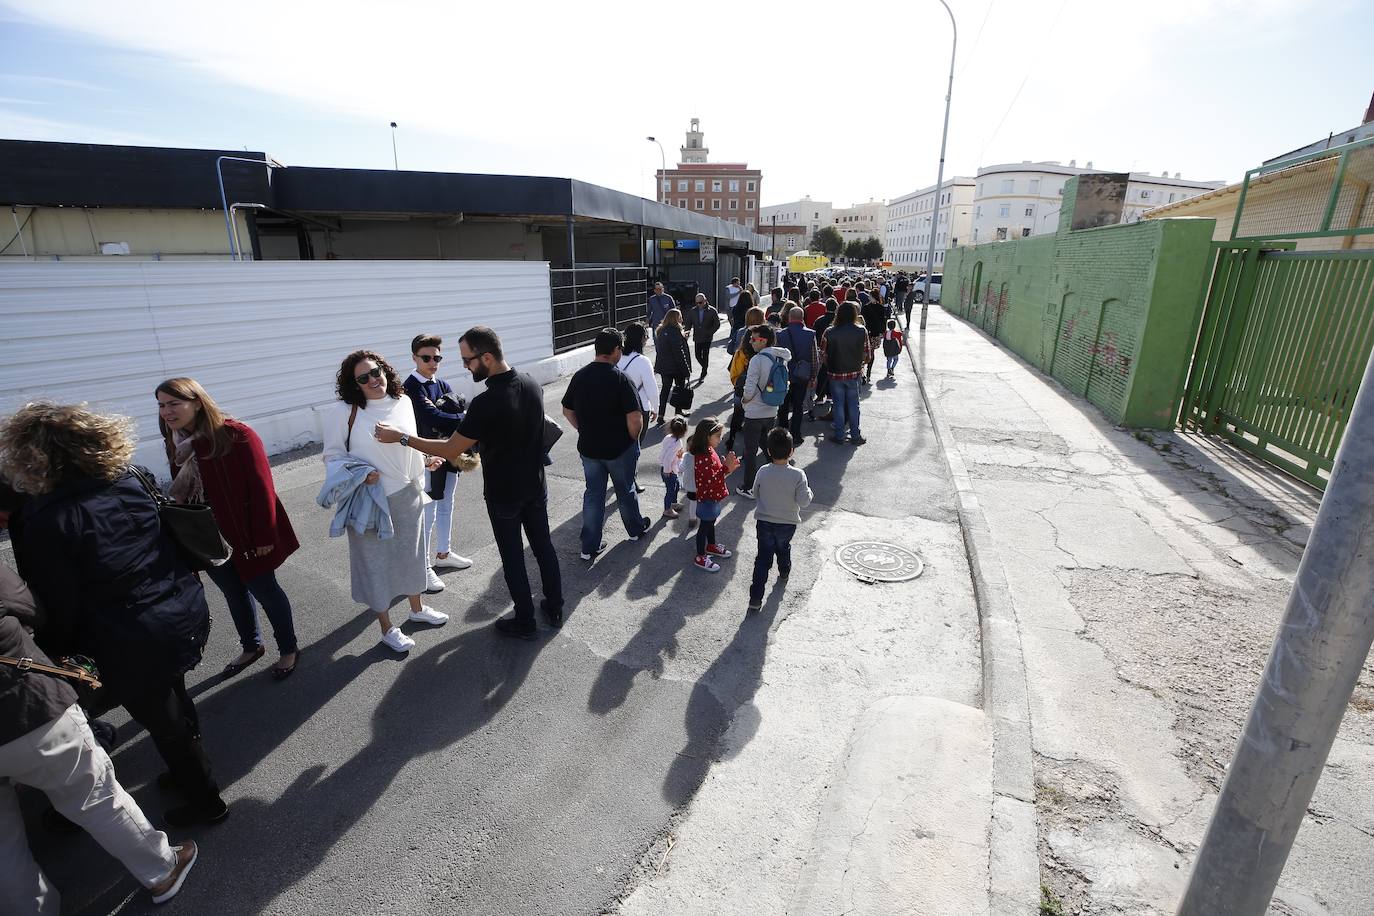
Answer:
[{"left": 943, "top": 178, "right": 1216, "bottom": 428}]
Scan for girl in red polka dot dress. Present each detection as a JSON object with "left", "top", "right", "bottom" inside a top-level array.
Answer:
[{"left": 687, "top": 419, "right": 740, "bottom": 572}]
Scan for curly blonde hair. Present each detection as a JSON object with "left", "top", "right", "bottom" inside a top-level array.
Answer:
[{"left": 0, "top": 402, "right": 137, "bottom": 495}]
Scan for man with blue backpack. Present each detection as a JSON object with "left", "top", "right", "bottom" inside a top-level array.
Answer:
[
  {"left": 736, "top": 324, "right": 792, "bottom": 500},
  {"left": 775, "top": 306, "right": 819, "bottom": 446}
]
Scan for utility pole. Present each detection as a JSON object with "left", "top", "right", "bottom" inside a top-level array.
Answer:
[
  {"left": 772, "top": 214, "right": 777, "bottom": 261},
  {"left": 1176, "top": 353, "right": 1374, "bottom": 914},
  {"left": 919, "top": 0, "right": 956, "bottom": 331},
  {"left": 390, "top": 121, "right": 399, "bottom": 170}
]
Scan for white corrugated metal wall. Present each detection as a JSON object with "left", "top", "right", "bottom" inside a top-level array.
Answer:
[{"left": 0, "top": 260, "right": 554, "bottom": 470}]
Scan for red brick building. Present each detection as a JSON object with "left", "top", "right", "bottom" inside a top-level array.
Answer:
[{"left": 655, "top": 119, "right": 762, "bottom": 229}]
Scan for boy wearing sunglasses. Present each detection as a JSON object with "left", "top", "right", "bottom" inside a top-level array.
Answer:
[{"left": 403, "top": 334, "right": 473, "bottom": 582}]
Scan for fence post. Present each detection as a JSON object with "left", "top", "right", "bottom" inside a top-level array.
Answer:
[{"left": 1176, "top": 342, "right": 1374, "bottom": 914}]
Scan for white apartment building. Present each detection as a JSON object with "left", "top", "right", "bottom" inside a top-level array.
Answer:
[
  {"left": 833, "top": 199, "right": 888, "bottom": 249},
  {"left": 969, "top": 160, "right": 1225, "bottom": 243},
  {"left": 758, "top": 196, "right": 834, "bottom": 241},
  {"left": 885, "top": 177, "right": 974, "bottom": 269}
]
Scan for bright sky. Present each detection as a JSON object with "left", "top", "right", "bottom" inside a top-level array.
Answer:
[{"left": 1, "top": 0, "right": 1370, "bottom": 210}]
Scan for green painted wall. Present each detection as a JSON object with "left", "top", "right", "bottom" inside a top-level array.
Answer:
[{"left": 943, "top": 178, "right": 1216, "bottom": 428}]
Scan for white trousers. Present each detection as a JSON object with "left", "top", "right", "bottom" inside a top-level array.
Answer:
[
  {"left": 0, "top": 704, "right": 177, "bottom": 915},
  {"left": 423, "top": 468, "right": 458, "bottom": 557}
]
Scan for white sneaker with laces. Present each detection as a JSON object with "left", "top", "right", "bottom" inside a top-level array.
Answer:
[
  {"left": 432, "top": 553, "right": 472, "bottom": 570},
  {"left": 408, "top": 605, "right": 449, "bottom": 626},
  {"left": 425, "top": 568, "right": 445, "bottom": 592},
  {"left": 381, "top": 627, "right": 415, "bottom": 653}
]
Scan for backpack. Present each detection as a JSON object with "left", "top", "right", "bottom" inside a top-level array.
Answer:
[
  {"left": 779, "top": 326, "right": 813, "bottom": 382},
  {"left": 759, "top": 354, "right": 790, "bottom": 407},
  {"left": 728, "top": 346, "right": 750, "bottom": 385},
  {"left": 883, "top": 335, "right": 901, "bottom": 358}
]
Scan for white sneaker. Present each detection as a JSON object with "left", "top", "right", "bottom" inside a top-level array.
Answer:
[
  {"left": 425, "top": 568, "right": 446, "bottom": 592},
  {"left": 737, "top": 487, "right": 756, "bottom": 500},
  {"left": 432, "top": 553, "right": 472, "bottom": 570},
  {"left": 407, "top": 605, "right": 449, "bottom": 626},
  {"left": 381, "top": 627, "right": 415, "bottom": 653}
]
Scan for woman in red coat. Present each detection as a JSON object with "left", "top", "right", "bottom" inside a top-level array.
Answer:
[{"left": 155, "top": 377, "right": 302, "bottom": 680}]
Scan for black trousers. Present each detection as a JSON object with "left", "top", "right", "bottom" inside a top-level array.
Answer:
[
  {"left": 694, "top": 339, "right": 712, "bottom": 376},
  {"left": 659, "top": 373, "right": 688, "bottom": 416},
  {"left": 486, "top": 491, "right": 563, "bottom": 624},
  {"left": 776, "top": 378, "right": 810, "bottom": 444},
  {"left": 121, "top": 675, "right": 221, "bottom": 805}
]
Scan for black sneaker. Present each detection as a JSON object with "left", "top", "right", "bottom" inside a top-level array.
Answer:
[
  {"left": 627, "top": 517, "right": 652, "bottom": 541},
  {"left": 494, "top": 617, "right": 538, "bottom": 640},
  {"left": 829, "top": 436, "right": 848, "bottom": 444},
  {"left": 851, "top": 436, "right": 868, "bottom": 445},
  {"left": 540, "top": 600, "right": 564, "bottom": 628},
  {"left": 580, "top": 541, "right": 608, "bottom": 561},
  {"left": 747, "top": 600, "right": 762, "bottom": 614},
  {"left": 164, "top": 798, "right": 229, "bottom": 828}
]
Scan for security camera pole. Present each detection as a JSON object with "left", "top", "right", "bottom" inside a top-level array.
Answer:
[
  {"left": 919, "top": 0, "right": 956, "bottom": 331},
  {"left": 1176, "top": 352, "right": 1374, "bottom": 914}
]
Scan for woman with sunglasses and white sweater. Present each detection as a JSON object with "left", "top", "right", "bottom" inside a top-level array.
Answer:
[{"left": 322, "top": 350, "right": 448, "bottom": 654}]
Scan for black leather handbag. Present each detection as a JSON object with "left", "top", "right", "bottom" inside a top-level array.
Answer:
[
  {"left": 125, "top": 466, "right": 234, "bottom": 571},
  {"left": 668, "top": 386, "right": 695, "bottom": 412}
]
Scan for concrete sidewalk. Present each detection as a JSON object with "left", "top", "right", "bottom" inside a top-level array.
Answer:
[{"left": 914, "top": 305, "right": 1374, "bottom": 915}]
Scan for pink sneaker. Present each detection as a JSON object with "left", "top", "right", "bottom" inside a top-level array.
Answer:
[{"left": 693, "top": 555, "right": 721, "bottom": 572}]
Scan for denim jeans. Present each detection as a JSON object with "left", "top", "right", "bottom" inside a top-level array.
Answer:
[
  {"left": 487, "top": 490, "right": 563, "bottom": 624},
  {"left": 203, "top": 562, "right": 298, "bottom": 655},
  {"left": 750, "top": 520, "right": 796, "bottom": 602},
  {"left": 423, "top": 466, "right": 457, "bottom": 556},
  {"left": 776, "top": 378, "right": 810, "bottom": 444},
  {"left": 661, "top": 470, "right": 680, "bottom": 510},
  {"left": 741, "top": 416, "right": 774, "bottom": 490},
  {"left": 886, "top": 354, "right": 900, "bottom": 374},
  {"left": 831, "top": 378, "right": 861, "bottom": 440},
  {"left": 580, "top": 443, "right": 646, "bottom": 555}
]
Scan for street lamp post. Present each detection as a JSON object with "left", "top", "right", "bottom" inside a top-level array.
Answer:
[
  {"left": 390, "top": 121, "right": 399, "bottom": 170},
  {"left": 646, "top": 136, "right": 666, "bottom": 202},
  {"left": 919, "top": 0, "right": 957, "bottom": 331}
]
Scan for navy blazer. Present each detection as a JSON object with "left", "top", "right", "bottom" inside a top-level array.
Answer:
[{"left": 403, "top": 374, "right": 464, "bottom": 439}]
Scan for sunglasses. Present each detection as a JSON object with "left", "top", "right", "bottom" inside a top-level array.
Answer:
[
  {"left": 417, "top": 354, "right": 443, "bottom": 363},
  {"left": 460, "top": 352, "right": 489, "bottom": 366},
  {"left": 354, "top": 367, "right": 383, "bottom": 386}
]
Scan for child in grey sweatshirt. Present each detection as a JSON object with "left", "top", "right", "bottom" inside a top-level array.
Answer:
[{"left": 748, "top": 427, "right": 814, "bottom": 612}]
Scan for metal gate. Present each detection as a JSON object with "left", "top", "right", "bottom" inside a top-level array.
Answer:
[
  {"left": 1179, "top": 242, "right": 1374, "bottom": 489},
  {"left": 550, "top": 267, "right": 649, "bottom": 353}
]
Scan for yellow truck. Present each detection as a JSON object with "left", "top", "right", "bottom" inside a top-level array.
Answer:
[{"left": 788, "top": 251, "right": 829, "bottom": 273}]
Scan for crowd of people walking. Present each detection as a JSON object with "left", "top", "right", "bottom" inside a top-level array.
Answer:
[{"left": 0, "top": 268, "right": 908, "bottom": 911}]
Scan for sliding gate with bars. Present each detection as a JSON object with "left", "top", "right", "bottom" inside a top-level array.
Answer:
[
  {"left": 550, "top": 267, "right": 649, "bottom": 353},
  {"left": 1179, "top": 242, "right": 1374, "bottom": 489}
]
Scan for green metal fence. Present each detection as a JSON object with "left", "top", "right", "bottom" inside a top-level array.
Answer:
[
  {"left": 1180, "top": 242, "right": 1374, "bottom": 488},
  {"left": 1232, "top": 134, "right": 1374, "bottom": 243}
]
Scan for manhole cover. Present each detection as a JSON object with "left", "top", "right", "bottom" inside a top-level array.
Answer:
[{"left": 835, "top": 541, "right": 924, "bottom": 583}]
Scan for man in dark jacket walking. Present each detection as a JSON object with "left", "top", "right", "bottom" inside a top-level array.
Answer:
[
  {"left": 821, "top": 301, "right": 871, "bottom": 445},
  {"left": 683, "top": 293, "right": 722, "bottom": 381},
  {"left": 776, "top": 306, "right": 819, "bottom": 444}
]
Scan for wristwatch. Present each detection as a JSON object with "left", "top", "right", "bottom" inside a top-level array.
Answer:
[{"left": 399, "top": 434, "right": 410, "bottom": 448}]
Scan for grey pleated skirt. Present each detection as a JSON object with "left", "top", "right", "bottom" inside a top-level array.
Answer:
[{"left": 347, "top": 481, "right": 429, "bottom": 610}]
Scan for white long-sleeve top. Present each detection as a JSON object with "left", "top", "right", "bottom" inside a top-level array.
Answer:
[
  {"left": 616, "top": 351, "right": 660, "bottom": 413},
  {"left": 321, "top": 396, "right": 423, "bottom": 496}
]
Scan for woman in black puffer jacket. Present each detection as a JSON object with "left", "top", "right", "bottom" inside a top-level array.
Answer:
[
  {"left": 653, "top": 307, "right": 692, "bottom": 422},
  {"left": 0, "top": 402, "right": 227, "bottom": 828}
]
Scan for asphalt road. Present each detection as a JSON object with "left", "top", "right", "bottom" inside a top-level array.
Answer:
[{"left": 27, "top": 333, "right": 956, "bottom": 916}]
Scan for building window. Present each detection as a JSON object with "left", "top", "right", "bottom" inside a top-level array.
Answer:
[
  {"left": 728, "top": 180, "right": 740, "bottom": 192},
  {"left": 1024, "top": 206, "right": 1034, "bottom": 217},
  {"left": 1029, "top": 179, "right": 1041, "bottom": 195},
  {"left": 746, "top": 200, "right": 755, "bottom": 210},
  {"left": 1169, "top": 192, "right": 1177, "bottom": 203},
  {"left": 745, "top": 217, "right": 754, "bottom": 227},
  {"left": 712, "top": 180, "right": 723, "bottom": 192},
  {"left": 662, "top": 179, "right": 671, "bottom": 191},
  {"left": 786, "top": 236, "right": 796, "bottom": 247},
  {"left": 729, "top": 199, "right": 738, "bottom": 210},
  {"left": 995, "top": 227, "right": 1008, "bottom": 240},
  {"left": 976, "top": 206, "right": 982, "bottom": 218},
  {"left": 1000, "top": 179, "right": 1014, "bottom": 193},
  {"left": 1021, "top": 228, "right": 1032, "bottom": 237},
  {"left": 711, "top": 200, "right": 721, "bottom": 210},
  {"left": 677, "top": 179, "right": 688, "bottom": 192},
  {"left": 747, "top": 181, "right": 757, "bottom": 192},
  {"left": 695, "top": 199, "right": 704, "bottom": 210},
  {"left": 695, "top": 180, "right": 705, "bottom": 192},
  {"left": 678, "top": 198, "right": 687, "bottom": 208},
  {"left": 1140, "top": 189, "right": 1152, "bottom": 200},
  {"left": 998, "top": 205, "right": 1010, "bottom": 218}
]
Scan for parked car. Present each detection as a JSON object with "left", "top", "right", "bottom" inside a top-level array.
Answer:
[{"left": 910, "top": 274, "right": 943, "bottom": 304}]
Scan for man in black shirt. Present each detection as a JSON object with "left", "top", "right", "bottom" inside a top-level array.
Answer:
[
  {"left": 375, "top": 326, "right": 562, "bottom": 640},
  {"left": 561, "top": 327, "right": 650, "bottom": 562}
]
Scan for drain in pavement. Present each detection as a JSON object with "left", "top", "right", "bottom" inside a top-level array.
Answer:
[{"left": 835, "top": 541, "right": 925, "bottom": 583}]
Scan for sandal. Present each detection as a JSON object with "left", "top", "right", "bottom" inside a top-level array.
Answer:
[
  {"left": 271, "top": 650, "right": 299, "bottom": 682},
  {"left": 221, "top": 645, "right": 264, "bottom": 678}
]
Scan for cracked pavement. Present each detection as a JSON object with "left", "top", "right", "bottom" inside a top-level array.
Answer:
[{"left": 918, "top": 306, "right": 1374, "bottom": 916}]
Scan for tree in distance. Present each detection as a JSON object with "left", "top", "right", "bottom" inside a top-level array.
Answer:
[
  {"left": 810, "top": 225, "right": 844, "bottom": 258},
  {"left": 844, "top": 238, "right": 867, "bottom": 261},
  {"left": 862, "top": 236, "right": 884, "bottom": 261}
]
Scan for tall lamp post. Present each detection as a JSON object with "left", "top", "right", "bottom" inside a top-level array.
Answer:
[
  {"left": 646, "top": 136, "right": 667, "bottom": 201},
  {"left": 390, "top": 121, "right": 399, "bottom": 170},
  {"left": 919, "top": 0, "right": 956, "bottom": 331}
]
